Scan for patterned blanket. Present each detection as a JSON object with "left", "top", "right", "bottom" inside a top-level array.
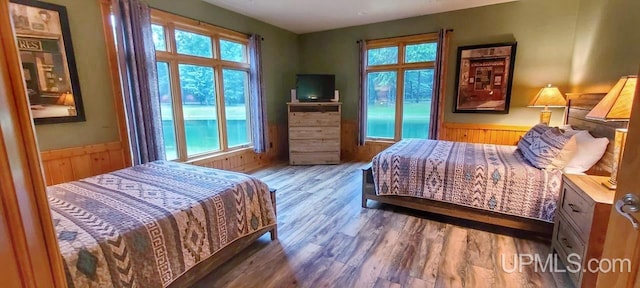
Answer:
[
  {"left": 48, "top": 161, "right": 276, "bottom": 288},
  {"left": 372, "top": 139, "right": 563, "bottom": 222}
]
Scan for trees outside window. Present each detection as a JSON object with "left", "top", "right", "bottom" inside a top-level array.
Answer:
[
  {"left": 364, "top": 34, "right": 438, "bottom": 140},
  {"left": 151, "top": 10, "right": 252, "bottom": 161}
]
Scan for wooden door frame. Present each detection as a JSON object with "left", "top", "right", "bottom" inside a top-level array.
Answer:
[
  {"left": 0, "top": 0, "right": 67, "bottom": 286},
  {"left": 99, "top": 0, "right": 132, "bottom": 168},
  {"left": 596, "top": 66, "right": 640, "bottom": 287}
]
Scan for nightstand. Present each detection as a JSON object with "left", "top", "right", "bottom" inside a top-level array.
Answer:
[{"left": 552, "top": 174, "right": 614, "bottom": 287}]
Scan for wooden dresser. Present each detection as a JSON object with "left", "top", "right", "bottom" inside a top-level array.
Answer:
[
  {"left": 552, "top": 174, "right": 614, "bottom": 287},
  {"left": 287, "top": 102, "right": 341, "bottom": 165}
]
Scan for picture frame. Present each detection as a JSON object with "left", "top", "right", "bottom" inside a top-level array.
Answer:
[
  {"left": 453, "top": 42, "right": 517, "bottom": 114},
  {"left": 9, "top": 0, "right": 85, "bottom": 125}
]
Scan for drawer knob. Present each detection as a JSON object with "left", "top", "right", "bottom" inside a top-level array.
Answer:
[
  {"left": 561, "top": 237, "right": 573, "bottom": 249},
  {"left": 567, "top": 203, "right": 580, "bottom": 213}
]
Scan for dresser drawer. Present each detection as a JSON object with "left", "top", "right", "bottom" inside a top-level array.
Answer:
[
  {"left": 290, "top": 152, "right": 340, "bottom": 165},
  {"left": 289, "top": 127, "right": 340, "bottom": 140},
  {"left": 289, "top": 112, "right": 340, "bottom": 127},
  {"left": 560, "top": 182, "right": 595, "bottom": 237},
  {"left": 290, "top": 139, "right": 340, "bottom": 153}
]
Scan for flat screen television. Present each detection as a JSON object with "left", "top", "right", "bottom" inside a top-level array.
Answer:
[{"left": 296, "top": 74, "right": 335, "bottom": 102}]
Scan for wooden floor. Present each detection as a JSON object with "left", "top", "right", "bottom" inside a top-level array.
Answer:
[{"left": 194, "top": 163, "right": 573, "bottom": 288}]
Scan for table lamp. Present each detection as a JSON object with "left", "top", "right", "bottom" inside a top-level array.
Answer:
[
  {"left": 586, "top": 75, "right": 637, "bottom": 189},
  {"left": 57, "top": 92, "right": 76, "bottom": 116},
  {"left": 528, "top": 84, "right": 567, "bottom": 125}
]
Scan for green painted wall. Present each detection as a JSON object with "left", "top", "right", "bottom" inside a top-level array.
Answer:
[
  {"left": 570, "top": 0, "right": 640, "bottom": 92},
  {"left": 35, "top": 0, "right": 119, "bottom": 151},
  {"left": 298, "top": 0, "right": 580, "bottom": 127},
  {"left": 34, "top": 0, "right": 639, "bottom": 151},
  {"left": 34, "top": 0, "right": 298, "bottom": 151}
]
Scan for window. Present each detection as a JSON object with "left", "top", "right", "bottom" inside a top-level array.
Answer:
[
  {"left": 151, "top": 10, "right": 252, "bottom": 161},
  {"left": 364, "top": 34, "right": 438, "bottom": 140}
]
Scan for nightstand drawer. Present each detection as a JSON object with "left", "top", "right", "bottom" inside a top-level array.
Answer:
[
  {"left": 554, "top": 215, "right": 586, "bottom": 262},
  {"left": 555, "top": 174, "right": 614, "bottom": 288},
  {"left": 560, "top": 183, "right": 594, "bottom": 237},
  {"left": 553, "top": 215, "right": 585, "bottom": 286}
]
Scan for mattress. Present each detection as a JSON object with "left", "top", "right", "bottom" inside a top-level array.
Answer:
[
  {"left": 372, "top": 139, "right": 563, "bottom": 222},
  {"left": 48, "top": 161, "right": 276, "bottom": 287}
]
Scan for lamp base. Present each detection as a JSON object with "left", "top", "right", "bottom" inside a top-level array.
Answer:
[
  {"left": 601, "top": 178, "right": 617, "bottom": 190},
  {"left": 603, "top": 128, "right": 627, "bottom": 191},
  {"left": 540, "top": 110, "right": 552, "bottom": 125}
]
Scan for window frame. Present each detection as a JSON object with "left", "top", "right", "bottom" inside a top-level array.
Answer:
[
  {"left": 151, "top": 9, "right": 253, "bottom": 161},
  {"left": 364, "top": 33, "right": 439, "bottom": 142}
]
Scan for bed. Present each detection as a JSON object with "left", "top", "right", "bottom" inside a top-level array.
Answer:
[
  {"left": 361, "top": 93, "right": 618, "bottom": 235},
  {"left": 48, "top": 160, "right": 277, "bottom": 288}
]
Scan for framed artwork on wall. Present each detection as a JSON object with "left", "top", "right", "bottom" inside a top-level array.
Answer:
[
  {"left": 453, "top": 42, "right": 517, "bottom": 114},
  {"left": 9, "top": 0, "right": 85, "bottom": 124}
]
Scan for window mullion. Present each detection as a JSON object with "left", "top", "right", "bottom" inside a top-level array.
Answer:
[
  {"left": 395, "top": 67, "right": 404, "bottom": 141},
  {"left": 164, "top": 25, "right": 188, "bottom": 161},
  {"left": 169, "top": 59, "right": 188, "bottom": 161},
  {"left": 395, "top": 43, "right": 405, "bottom": 141},
  {"left": 215, "top": 64, "right": 228, "bottom": 152},
  {"left": 213, "top": 34, "right": 229, "bottom": 152},
  {"left": 166, "top": 23, "right": 176, "bottom": 54}
]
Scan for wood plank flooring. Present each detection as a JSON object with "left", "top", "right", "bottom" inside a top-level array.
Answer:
[{"left": 193, "top": 163, "right": 574, "bottom": 288}]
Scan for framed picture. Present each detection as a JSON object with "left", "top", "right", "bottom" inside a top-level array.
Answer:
[
  {"left": 9, "top": 0, "right": 85, "bottom": 124},
  {"left": 453, "top": 42, "right": 517, "bottom": 114}
]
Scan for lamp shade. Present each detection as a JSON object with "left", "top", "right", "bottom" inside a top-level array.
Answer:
[
  {"left": 586, "top": 75, "right": 637, "bottom": 121},
  {"left": 528, "top": 84, "right": 567, "bottom": 107},
  {"left": 57, "top": 92, "right": 75, "bottom": 106}
]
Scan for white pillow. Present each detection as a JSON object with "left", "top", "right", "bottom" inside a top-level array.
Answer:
[
  {"left": 563, "top": 130, "right": 582, "bottom": 137},
  {"left": 563, "top": 131, "right": 609, "bottom": 174},
  {"left": 552, "top": 135, "right": 578, "bottom": 170},
  {"left": 559, "top": 124, "right": 573, "bottom": 131}
]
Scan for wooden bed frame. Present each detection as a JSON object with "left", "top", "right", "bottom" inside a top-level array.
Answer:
[
  {"left": 361, "top": 93, "right": 617, "bottom": 235},
  {"left": 168, "top": 189, "right": 278, "bottom": 288}
]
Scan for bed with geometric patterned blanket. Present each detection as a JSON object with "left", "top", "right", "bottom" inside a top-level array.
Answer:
[
  {"left": 362, "top": 139, "right": 563, "bottom": 234},
  {"left": 48, "top": 161, "right": 277, "bottom": 288}
]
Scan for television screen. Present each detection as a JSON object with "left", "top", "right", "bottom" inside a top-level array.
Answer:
[{"left": 296, "top": 74, "right": 335, "bottom": 102}]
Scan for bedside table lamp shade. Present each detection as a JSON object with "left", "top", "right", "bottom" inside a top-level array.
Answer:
[
  {"left": 529, "top": 84, "right": 566, "bottom": 125},
  {"left": 57, "top": 92, "right": 75, "bottom": 106},
  {"left": 586, "top": 75, "right": 637, "bottom": 189},
  {"left": 56, "top": 92, "right": 77, "bottom": 116}
]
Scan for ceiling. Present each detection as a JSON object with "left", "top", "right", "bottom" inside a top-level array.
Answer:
[{"left": 202, "top": 0, "right": 519, "bottom": 34}]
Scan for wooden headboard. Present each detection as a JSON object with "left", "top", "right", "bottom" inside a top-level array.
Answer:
[{"left": 565, "top": 93, "right": 626, "bottom": 176}]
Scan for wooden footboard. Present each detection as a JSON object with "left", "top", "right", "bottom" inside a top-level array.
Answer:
[
  {"left": 362, "top": 165, "right": 553, "bottom": 235},
  {"left": 169, "top": 188, "right": 278, "bottom": 288}
]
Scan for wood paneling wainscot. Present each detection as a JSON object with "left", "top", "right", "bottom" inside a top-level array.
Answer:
[
  {"left": 40, "top": 124, "right": 288, "bottom": 185},
  {"left": 341, "top": 120, "right": 394, "bottom": 162},
  {"left": 40, "top": 142, "right": 128, "bottom": 186},
  {"left": 190, "top": 124, "right": 288, "bottom": 172},
  {"left": 341, "top": 120, "right": 532, "bottom": 162},
  {"left": 440, "top": 123, "right": 531, "bottom": 146}
]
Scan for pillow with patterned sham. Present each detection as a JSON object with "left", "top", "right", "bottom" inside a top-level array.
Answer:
[
  {"left": 517, "top": 124, "right": 553, "bottom": 156},
  {"left": 524, "top": 127, "right": 573, "bottom": 169}
]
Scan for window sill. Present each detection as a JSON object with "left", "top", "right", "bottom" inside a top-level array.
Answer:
[
  {"left": 183, "top": 146, "right": 254, "bottom": 164},
  {"left": 365, "top": 139, "right": 397, "bottom": 145}
]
